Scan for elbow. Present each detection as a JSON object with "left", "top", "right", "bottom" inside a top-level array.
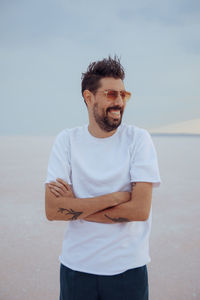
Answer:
[
  {"left": 140, "top": 211, "right": 150, "bottom": 221},
  {"left": 46, "top": 211, "right": 54, "bottom": 221},
  {"left": 45, "top": 185, "right": 56, "bottom": 221},
  {"left": 45, "top": 196, "right": 55, "bottom": 221},
  {"left": 45, "top": 206, "right": 54, "bottom": 221},
  {"left": 129, "top": 209, "right": 150, "bottom": 222},
  {"left": 140, "top": 215, "right": 149, "bottom": 221}
]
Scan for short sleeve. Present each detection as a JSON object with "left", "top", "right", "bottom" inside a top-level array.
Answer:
[
  {"left": 130, "top": 129, "right": 161, "bottom": 188},
  {"left": 44, "top": 129, "right": 72, "bottom": 186}
]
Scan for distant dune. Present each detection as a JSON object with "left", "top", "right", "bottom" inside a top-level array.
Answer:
[{"left": 149, "top": 118, "right": 200, "bottom": 135}]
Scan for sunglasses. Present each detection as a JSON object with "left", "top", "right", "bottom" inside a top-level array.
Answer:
[{"left": 95, "top": 89, "right": 131, "bottom": 101}]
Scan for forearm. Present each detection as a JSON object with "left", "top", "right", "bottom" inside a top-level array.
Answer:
[
  {"left": 84, "top": 182, "right": 153, "bottom": 224},
  {"left": 45, "top": 185, "right": 130, "bottom": 221},
  {"left": 84, "top": 198, "right": 149, "bottom": 224}
]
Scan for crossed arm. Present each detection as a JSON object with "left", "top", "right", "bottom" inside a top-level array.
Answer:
[
  {"left": 84, "top": 182, "right": 152, "bottom": 223},
  {"left": 45, "top": 179, "right": 153, "bottom": 223}
]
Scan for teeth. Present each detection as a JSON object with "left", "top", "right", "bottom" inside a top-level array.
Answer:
[{"left": 109, "top": 109, "right": 120, "bottom": 115}]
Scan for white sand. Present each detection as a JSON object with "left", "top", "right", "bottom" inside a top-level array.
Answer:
[
  {"left": 149, "top": 118, "right": 200, "bottom": 134},
  {"left": 0, "top": 135, "right": 200, "bottom": 300}
]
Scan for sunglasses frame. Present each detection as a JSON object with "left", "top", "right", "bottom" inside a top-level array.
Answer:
[{"left": 94, "top": 89, "right": 131, "bottom": 101}]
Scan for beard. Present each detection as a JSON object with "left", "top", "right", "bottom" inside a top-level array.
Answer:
[{"left": 93, "top": 103, "right": 124, "bottom": 132}]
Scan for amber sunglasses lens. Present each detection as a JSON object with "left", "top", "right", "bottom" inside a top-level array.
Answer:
[
  {"left": 106, "top": 90, "right": 118, "bottom": 100},
  {"left": 120, "top": 91, "right": 131, "bottom": 101},
  {"left": 106, "top": 90, "right": 131, "bottom": 101}
]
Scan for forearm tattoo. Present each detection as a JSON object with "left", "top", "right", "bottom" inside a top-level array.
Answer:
[
  {"left": 104, "top": 214, "right": 130, "bottom": 223},
  {"left": 57, "top": 208, "right": 82, "bottom": 220}
]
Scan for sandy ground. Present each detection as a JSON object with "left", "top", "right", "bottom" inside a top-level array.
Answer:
[{"left": 0, "top": 135, "right": 200, "bottom": 300}]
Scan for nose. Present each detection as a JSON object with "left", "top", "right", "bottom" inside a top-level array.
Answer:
[{"left": 114, "top": 92, "right": 124, "bottom": 106}]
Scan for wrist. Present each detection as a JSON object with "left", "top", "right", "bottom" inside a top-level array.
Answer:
[
  {"left": 115, "top": 191, "right": 131, "bottom": 205},
  {"left": 112, "top": 192, "right": 124, "bottom": 206}
]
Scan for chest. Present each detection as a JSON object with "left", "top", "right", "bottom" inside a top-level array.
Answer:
[{"left": 69, "top": 138, "right": 132, "bottom": 196}]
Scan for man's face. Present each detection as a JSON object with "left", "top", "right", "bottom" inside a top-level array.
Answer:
[{"left": 91, "top": 77, "right": 127, "bottom": 132}]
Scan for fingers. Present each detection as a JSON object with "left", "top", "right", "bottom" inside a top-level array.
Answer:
[
  {"left": 49, "top": 181, "right": 66, "bottom": 193},
  {"left": 56, "top": 178, "right": 72, "bottom": 191},
  {"left": 48, "top": 186, "right": 60, "bottom": 197},
  {"left": 48, "top": 185, "right": 63, "bottom": 197},
  {"left": 48, "top": 180, "right": 66, "bottom": 197},
  {"left": 48, "top": 179, "right": 72, "bottom": 197}
]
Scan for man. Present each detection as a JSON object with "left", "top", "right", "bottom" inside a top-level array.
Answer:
[{"left": 45, "top": 56, "right": 161, "bottom": 300}]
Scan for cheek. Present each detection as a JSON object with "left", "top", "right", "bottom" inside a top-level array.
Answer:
[
  {"left": 99, "top": 103, "right": 109, "bottom": 113},
  {"left": 122, "top": 103, "right": 126, "bottom": 111}
]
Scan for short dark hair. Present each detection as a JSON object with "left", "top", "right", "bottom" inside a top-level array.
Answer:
[{"left": 81, "top": 56, "right": 125, "bottom": 100}]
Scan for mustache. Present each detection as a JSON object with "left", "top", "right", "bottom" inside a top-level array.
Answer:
[{"left": 106, "top": 106, "right": 123, "bottom": 113}]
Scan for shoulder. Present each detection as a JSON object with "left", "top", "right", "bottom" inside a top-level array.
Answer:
[
  {"left": 120, "top": 123, "right": 151, "bottom": 142},
  {"left": 53, "top": 128, "right": 70, "bottom": 148},
  {"left": 55, "top": 125, "right": 86, "bottom": 142}
]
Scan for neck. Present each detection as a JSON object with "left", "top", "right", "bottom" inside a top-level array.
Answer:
[{"left": 88, "top": 123, "right": 117, "bottom": 138}]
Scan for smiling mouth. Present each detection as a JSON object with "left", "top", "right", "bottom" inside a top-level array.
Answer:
[{"left": 107, "top": 107, "right": 122, "bottom": 118}]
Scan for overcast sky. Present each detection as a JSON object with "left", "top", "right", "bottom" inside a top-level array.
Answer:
[{"left": 1, "top": 0, "right": 200, "bottom": 135}]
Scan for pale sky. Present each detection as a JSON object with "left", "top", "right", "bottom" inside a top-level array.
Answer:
[{"left": 1, "top": 0, "right": 200, "bottom": 135}]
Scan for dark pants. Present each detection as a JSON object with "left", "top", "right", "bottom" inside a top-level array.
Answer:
[{"left": 60, "top": 263, "right": 149, "bottom": 300}]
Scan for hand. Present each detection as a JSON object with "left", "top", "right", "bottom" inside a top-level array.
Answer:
[
  {"left": 115, "top": 191, "right": 131, "bottom": 205},
  {"left": 48, "top": 178, "right": 74, "bottom": 198}
]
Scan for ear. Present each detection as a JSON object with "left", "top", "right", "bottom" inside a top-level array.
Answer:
[{"left": 83, "top": 90, "right": 93, "bottom": 106}]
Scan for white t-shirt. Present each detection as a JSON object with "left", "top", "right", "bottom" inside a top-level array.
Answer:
[{"left": 45, "top": 123, "right": 161, "bottom": 275}]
